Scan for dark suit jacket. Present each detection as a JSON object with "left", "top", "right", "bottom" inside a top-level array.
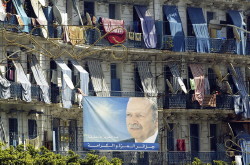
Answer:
[{"left": 121, "top": 136, "right": 159, "bottom": 143}]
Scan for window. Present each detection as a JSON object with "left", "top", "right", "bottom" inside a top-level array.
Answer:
[
  {"left": 133, "top": 7, "right": 142, "bottom": 33},
  {"left": 210, "top": 124, "right": 217, "bottom": 151},
  {"left": 28, "top": 119, "right": 37, "bottom": 139},
  {"left": 163, "top": 11, "right": 171, "bottom": 35},
  {"left": 208, "top": 68, "right": 217, "bottom": 93},
  {"left": 69, "top": 120, "right": 77, "bottom": 150},
  {"left": 187, "top": 11, "right": 195, "bottom": 36},
  {"left": 207, "top": 12, "right": 214, "bottom": 25},
  {"left": 110, "top": 63, "right": 121, "bottom": 94},
  {"left": 167, "top": 123, "right": 174, "bottom": 151},
  {"left": 84, "top": 1, "right": 95, "bottom": 17},
  {"left": 226, "top": 13, "right": 234, "bottom": 39},
  {"left": 111, "top": 63, "right": 117, "bottom": 79},
  {"left": 109, "top": 4, "right": 116, "bottom": 19},
  {"left": 9, "top": 118, "right": 18, "bottom": 146},
  {"left": 134, "top": 66, "right": 143, "bottom": 93},
  {"left": 190, "top": 124, "right": 199, "bottom": 152},
  {"left": 6, "top": 52, "right": 15, "bottom": 82}
]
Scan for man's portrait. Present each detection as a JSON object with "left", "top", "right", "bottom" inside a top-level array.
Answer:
[
  {"left": 83, "top": 97, "right": 159, "bottom": 150},
  {"left": 123, "top": 97, "right": 158, "bottom": 143}
]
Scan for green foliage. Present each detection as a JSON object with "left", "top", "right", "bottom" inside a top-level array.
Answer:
[
  {"left": 213, "top": 160, "right": 229, "bottom": 165},
  {"left": 0, "top": 143, "right": 122, "bottom": 165}
]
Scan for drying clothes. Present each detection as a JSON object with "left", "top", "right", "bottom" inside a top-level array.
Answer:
[
  {"left": 0, "top": 12, "right": 6, "bottom": 21},
  {"left": 177, "top": 139, "right": 186, "bottom": 151},
  {"left": 189, "top": 64, "right": 205, "bottom": 105},
  {"left": 25, "top": 136, "right": 41, "bottom": 149},
  {"left": 190, "top": 78, "right": 195, "bottom": 90},
  {"left": 15, "top": 15, "right": 24, "bottom": 26},
  {"left": 203, "top": 94, "right": 216, "bottom": 107},
  {"left": 101, "top": 17, "right": 126, "bottom": 44},
  {"left": 134, "top": 5, "right": 157, "bottom": 48},
  {"left": 68, "top": 26, "right": 84, "bottom": 45},
  {"left": 128, "top": 32, "right": 135, "bottom": 40},
  {"left": 204, "top": 77, "right": 210, "bottom": 95},
  {"left": 0, "top": 75, "right": 10, "bottom": 99},
  {"left": 135, "top": 33, "right": 142, "bottom": 41}
]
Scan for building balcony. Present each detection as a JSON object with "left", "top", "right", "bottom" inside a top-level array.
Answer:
[{"left": 1, "top": 18, "right": 250, "bottom": 57}]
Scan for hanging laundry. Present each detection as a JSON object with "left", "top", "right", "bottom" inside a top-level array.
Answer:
[
  {"left": 15, "top": 15, "right": 24, "bottom": 26},
  {"left": 128, "top": 32, "right": 135, "bottom": 40},
  {"left": 101, "top": 17, "right": 126, "bottom": 44},
  {"left": 68, "top": 26, "right": 84, "bottom": 45},
  {"left": 189, "top": 64, "right": 205, "bottom": 105},
  {"left": 204, "top": 77, "right": 210, "bottom": 95},
  {"left": 203, "top": 94, "right": 216, "bottom": 107},
  {"left": 190, "top": 78, "right": 195, "bottom": 90},
  {"left": 177, "top": 139, "right": 186, "bottom": 151}
]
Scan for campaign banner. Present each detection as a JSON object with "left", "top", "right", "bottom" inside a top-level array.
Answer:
[{"left": 83, "top": 97, "right": 159, "bottom": 151}]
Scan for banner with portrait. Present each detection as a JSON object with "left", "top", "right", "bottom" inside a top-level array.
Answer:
[{"left": 83, "top": 97, "right": 159, "bottom": 151}]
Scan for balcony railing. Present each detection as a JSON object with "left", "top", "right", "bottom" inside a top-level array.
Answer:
[{"left": 1, "top": 18, "right": 250, "bottom": 55}]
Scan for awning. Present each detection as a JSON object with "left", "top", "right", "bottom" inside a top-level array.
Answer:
[
  {"left": 134, "top": 5, "right": 157, "bottom": 48},
  {"left": 229, "top": 65, "right": 250, "bottom": 118},
  {"left": 30, "top": 0, "right": 48, "bottom": 38},
  {"left": 69, "top": 59, "right": 89, "bottom": 95},
  {"left": 136, "top": 61, "right": 158, "bottom": 97},
  {"left": 12, "top": 60, "right": 31, "bottom": 102},
  {"left": 30, "top": 55, "right": 50, "bottom": 104},
  {"left": 55, "top": 58, "right": 73, "bottom": 109},
  {"left": 187, "top": 7, "right": 210, "bottom": 53},
  {"left": 0, "top": 74, "right": 10, "bottom": 99},
  {"left": 12, "top": 0, "right": 31, "bottom": 33},
  {"left": 163, "top": 5, "right": 185, "bottom": 52},
  {"left": 228, "top": 10, "right": 246, "bottom": 55},
  {"left": 101, "top": 18, "right": 126, "bottom": 44},
  {"left": 168, "top": 63, "right": 187, "bottom": 94},
  {"left": 189, "top": 64, "right": 205, "bottom": 105},
  {"left": 87, "top": 60, "right": 110, "bottom": 97}
]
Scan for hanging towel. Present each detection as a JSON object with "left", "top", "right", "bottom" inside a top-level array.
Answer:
[
  {"left": 101, "top": 17, "right": 126, "bottom": 44},
  {"left": 177, "top": 139, "right": 186, "bottom": 151},
  {"left": 0, "top": 75, "right": 10, "bottom": 99},
  {"left": 187, "top": 7, "right": 210, "bottom": 53},
  {"left": 128, "top": 32, "right": 135, "bottom": 40},
  {"left": 0, "top": 12, "right": 6, "bottom": 21},
  {"left": 189, "top": 64, "right": 205, "bottom": 105},
  {"left": 68, "top": 26, "right": 84, "bottom": 45},
  {"left": 190, "top": 78, "right": 195, "bottom": 90},
  {"left": 12, "top": 0, "right": 31, "bottom": 33},
  {"left": 163, "top": 5, "right": 185, "bottom": 52},
  {"left": 30, "top": 55, "right": 50, "bottom": 104},
  {"left": 135, "top": 33, "right": 142, "bottom": 41},
  {"left": 134, "top": 5, "right": 157, "bottom": 48}
]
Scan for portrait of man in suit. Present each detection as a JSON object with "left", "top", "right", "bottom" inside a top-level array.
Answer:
[{"left": 123, "top": 97, "right": 158, "bottom": 143}]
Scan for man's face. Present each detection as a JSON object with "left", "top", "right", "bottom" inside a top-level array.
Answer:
[{"left": 126, "top": 98, "right": 158, "bottom": 142}]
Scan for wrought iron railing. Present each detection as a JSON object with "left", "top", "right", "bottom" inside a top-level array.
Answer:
[{"left": 162, "top": 94, "right": 234, "bottom": 110}]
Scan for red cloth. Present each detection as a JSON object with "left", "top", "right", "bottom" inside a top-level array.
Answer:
[
  {"left": 177, "top": 139, "right": 186, "bottom": 151},
  {"left": 101, "top": 18, "right": 126, "bottom": 44}
]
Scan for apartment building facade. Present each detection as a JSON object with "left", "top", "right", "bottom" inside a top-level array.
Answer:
[{"left": 0, "top": 0, "right": 250, "bottom": 164}]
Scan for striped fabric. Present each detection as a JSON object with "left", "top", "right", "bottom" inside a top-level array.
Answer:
[
  {"left": 189, "top": 64, "right": 205, "bottom": 105},
  {"left": 229, "top": 66, "right": 250, "bottom": 118},
  {"left": 168, "top": 63, "right": 187, "bottom": 93},
  {"left": 137, "top": 62, "right": 158, "bottom": 96},
  {"left": 87, "top": 60, "right": 110, "bottom": 97}
]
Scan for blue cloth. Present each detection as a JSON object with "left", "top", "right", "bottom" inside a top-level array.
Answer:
[
  {"left": 43, "top": 7, "right": 54, "bottom": 38},
  {"left": 187, "top": 7, "right": 210, "bottom": 53},
  {"left": 12, "top": 0, "right": 31, "bottom": 33},
  {"left": 230, "top": 67, "right": 250, "bottom": 118},
  {"left": 163, "top": 5, "right": 185, "bottom": 52},
  {"left": 228, "top": 10, "right": 246, "bottom": 55},
  {"left": 134, "top": 5, "right": 157, "bottom": 48}
]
